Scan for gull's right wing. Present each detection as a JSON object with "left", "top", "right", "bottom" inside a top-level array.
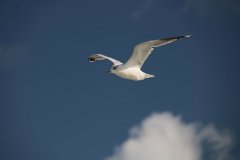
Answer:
[{"left": 88, "top": 54, "right": 122, "bottom": 66}]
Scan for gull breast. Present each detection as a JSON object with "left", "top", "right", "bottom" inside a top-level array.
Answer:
[{"left": 116, "top": 68, "right": 146, "bottom": 81}]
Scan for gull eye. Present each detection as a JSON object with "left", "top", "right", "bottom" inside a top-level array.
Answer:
[{"left": 113, "top": 66, "right": 118, "bottom": 70}]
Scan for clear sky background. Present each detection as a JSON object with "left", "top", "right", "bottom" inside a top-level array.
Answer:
[{"left": 1, "top": 0, "right": 240, "bottom": 160}]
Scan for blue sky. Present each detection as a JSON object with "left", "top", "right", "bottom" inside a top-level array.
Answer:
[{"left": 1, "top": 0, "right": 240, "bottom": 160}]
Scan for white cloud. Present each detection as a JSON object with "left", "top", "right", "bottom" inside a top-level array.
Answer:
[{"left": 105, "top": 112, "right": 233, "bottom": 160}]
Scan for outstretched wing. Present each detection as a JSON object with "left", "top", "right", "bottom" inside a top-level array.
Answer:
[
  {"left": 124, "top": 35, "right": 191, "bottom": 68},
  {"left": 88, "top": 54, "right": 122, "bottom": 65}
]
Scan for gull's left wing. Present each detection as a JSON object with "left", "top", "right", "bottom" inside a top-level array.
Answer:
[
  {"left": 124, "top": 35, "right": 191, "bottom": 69},
  {"left": 88, "top": 54, "right": 122, "bottom": 66}
]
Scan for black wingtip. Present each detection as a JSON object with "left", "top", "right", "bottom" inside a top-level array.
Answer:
[
  {"left": 163, "top": 35, "right": 192, "bottom": 41},
  {"left": 177, "top": 35, "right": 192, "bottom": 39},
  {"left": 88, "top": 57, "right": 96, "bottom": 62},
  {"left": 184, "top": 35, "right": 191, "bottom": 38},
  {"left": 175, "top": 35, "right": 192, "bottom": 39}
]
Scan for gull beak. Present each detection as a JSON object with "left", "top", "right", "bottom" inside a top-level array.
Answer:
[{"left": 107, "top": 70, "right": 111, "bottom": 73}]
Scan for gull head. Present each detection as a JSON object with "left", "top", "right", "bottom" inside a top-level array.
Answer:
[{"left": 109, "top": 65, "right": 119, "bottom": 74}]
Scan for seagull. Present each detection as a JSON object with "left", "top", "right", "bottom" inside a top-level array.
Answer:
[{"left": 88, "top": 35, "right": 191, "bottom": 81}]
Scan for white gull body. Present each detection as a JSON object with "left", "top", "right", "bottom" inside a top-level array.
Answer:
[
  {"left": 109, "top": 66, "right": 154, "bottom": 81},
  {"left": 88, "top": 35, "right": 191, "bottom": 81}
]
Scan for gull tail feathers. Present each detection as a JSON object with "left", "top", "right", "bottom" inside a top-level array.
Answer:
[{"left": 144, "top": 73, "right": 155, "bottom": 79}]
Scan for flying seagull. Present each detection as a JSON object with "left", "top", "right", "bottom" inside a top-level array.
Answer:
[{"left": 88, "top": 35, "right": 191, "bottom": 81}]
